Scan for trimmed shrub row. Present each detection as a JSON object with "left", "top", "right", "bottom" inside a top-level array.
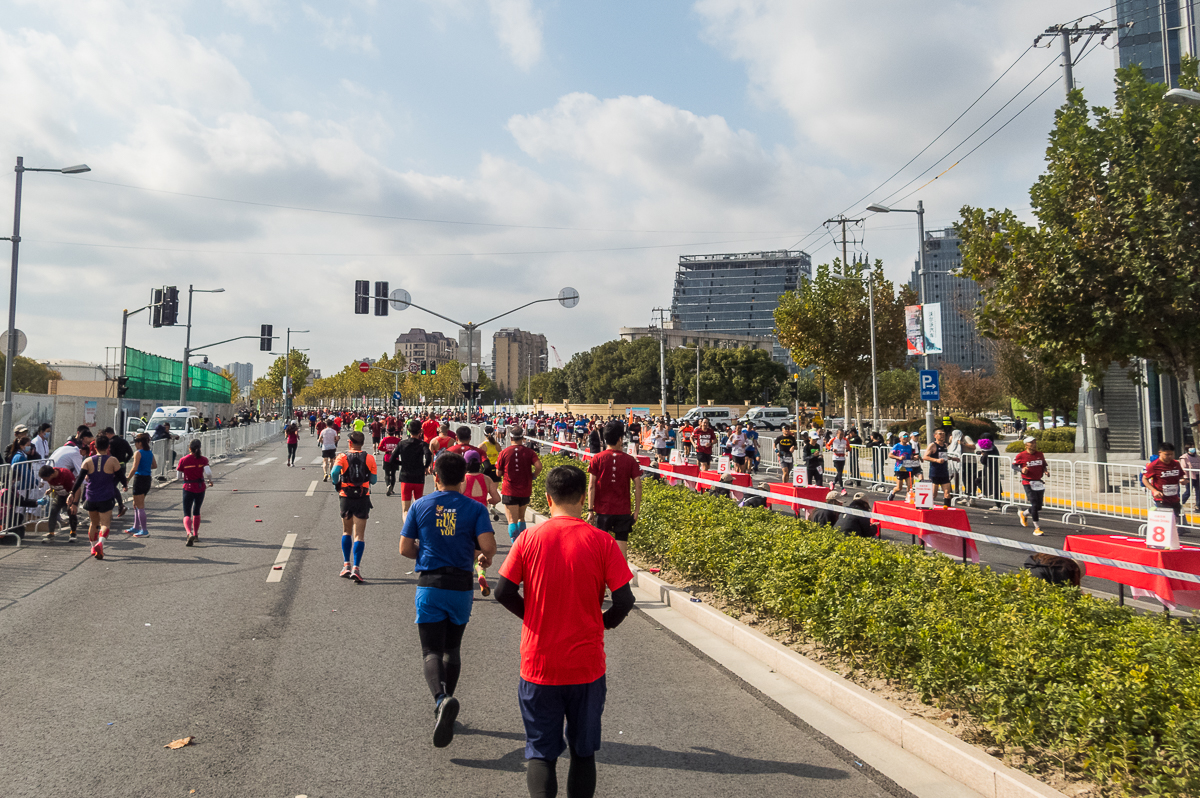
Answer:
[
  {"left": 888, "top": 416, "right": 999, "bottom": 440},
  {"left": 1005, "top": 439, "right": 1075, "bottom": 453},
  {"left": 531, "top": 454, "right": 1200, "bottom": 797}
]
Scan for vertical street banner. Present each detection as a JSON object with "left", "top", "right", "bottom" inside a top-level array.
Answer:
[
  {"left": 905, "top": 305, "right": 924, "bottom": 355},
  {"left": 923, "top": 302, "right": 943, "bottom": 355}
]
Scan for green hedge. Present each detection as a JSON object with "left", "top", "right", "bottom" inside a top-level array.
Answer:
[
  {"left": 1005, "top": 440, "right": 1075, "bottom": 453},
  {"left": 889, "top": 416, "right": 998, "bottom": 440},
  {"left": 532, "top": 455, "right": 1200, "bottom": 797}
]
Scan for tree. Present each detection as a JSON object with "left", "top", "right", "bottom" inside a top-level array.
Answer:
[
  {"left": 993, "top": 341, "right": 1079, "bottom": 429},
  {"left": 957, "top": 59, "right": 1200, "bottom": 442},
  {"left": 877, "top": 368, "right": 919, "bottom": 412},
  {"left": 252, "top": 349, "right": 311, "bottom": 403},
  {"left": 774, "top": 259, "right": 913, "bottom": 414},
  {"left": 939, "top": 364, "right": 1003, "bottom": 417},
  {"left": 0, "top": 356, "right": 62, "bottom": 394},
  {"left": 219, "top": 368, "right": 240, "bottom": 404}
]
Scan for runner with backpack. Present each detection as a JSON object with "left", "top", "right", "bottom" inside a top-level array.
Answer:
[{"left": 331, "top": 430, "right": 378, "bottom": 584}]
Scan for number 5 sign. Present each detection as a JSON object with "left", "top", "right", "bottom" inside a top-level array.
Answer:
[{"left": 1147, "top": 509, "right": 1180, "bottom": 550}]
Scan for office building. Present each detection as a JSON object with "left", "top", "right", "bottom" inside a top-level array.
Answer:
[
  {"left": 224, "top": 362, "right": 253, "bottom": 391},
  {"left": 1116, "top": 1, "right": 1199, "bottom": 86},
  {"left": 619, "top": 320, "right": 775, "bottom": 354},
  {"left": 908, "top": 228, "right": 993, "bottom": 373},
  {"left": 394, "top": 328, "right": 459, "bottom": 368},
  {"left": 493, "top": 328, "right": 547, "bottom": 397},
  {"left": 669, "top": 249, "right": 810, "bottom": 365}
]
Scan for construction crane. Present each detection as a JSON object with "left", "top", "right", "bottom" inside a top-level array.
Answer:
[{"left": 549, "top": 345, "right": 564, "bottom": 369}]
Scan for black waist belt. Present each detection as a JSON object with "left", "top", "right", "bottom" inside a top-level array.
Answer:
[{"left": 417, "top": 566, "right": 472, "bottom": 591}]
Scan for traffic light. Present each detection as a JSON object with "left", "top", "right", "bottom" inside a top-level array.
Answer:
[
  {"left": 116, "top": 375, "right": 129, "bottom": 397},
  {"left": 374, "top": 281, "right": 389, "bottom": 316},
  {"left": 161, "top": 286, "right": 179, "bottom": 326},
  {"left": 260, "top": 324, "right": 273, "bottom": 351},
  {"left": 430, "top": 361, "right": 437, "bottom": 376},
  {"left": 354, "top": 280, "right": 370, "bottom": 314},
  {"left": 151, "top": 288, "right": 163, "bottom": 328},
  {"left": 420, "top": 360, "right": 428, "bottom": 375}
]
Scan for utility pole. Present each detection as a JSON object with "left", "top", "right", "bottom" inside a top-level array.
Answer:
[
  {"left": 825, "top": 216, "right": 863, "bottom": 428},
  {"left": 1035, "top": 20, "right": 1124, "bottom": 96},
  {"left": 652, "top": 307, "right": 670, "bottom": 418}
]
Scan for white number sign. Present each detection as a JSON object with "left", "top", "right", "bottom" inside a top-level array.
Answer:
[
  {"left": 626, "top": 444, "right": 638, "bottom": 457},
  {"left": 558, "top": 430, "right": 568, "bottom": 443},
  {"left": 717, "top": 456, "right": 731, "bottom": 474},
  {"left": 914, "top": 481, "right": 935, "bottom": 509},
  {"left": 1147, "top": 509, "right": 1180, "bottom": 550},
  {"left": 792, "top": 468, "right": 807, "bottom": 487},
  {"left": 669, "top": 449, "right": 684, "bottom": 465}
]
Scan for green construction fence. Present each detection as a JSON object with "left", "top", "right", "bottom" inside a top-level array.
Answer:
[{"left": 124, "top": 347, "right": 232, "bottom": 404}]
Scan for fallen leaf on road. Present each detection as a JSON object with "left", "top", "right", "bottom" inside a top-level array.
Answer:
[
  {"left": 165, "top": 736, "right": 194, "bottom": 749},
  {"left": 255, "top": 520, "right": 262, "bottom": 523},
  {"left": 273, "top": 565, "right": 283, "bottom": 570}
]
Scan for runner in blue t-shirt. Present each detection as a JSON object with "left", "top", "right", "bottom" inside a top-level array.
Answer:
[
  {"left": 887, "top": 432, "right": 918, "bottom": 500},
  {"left": 400, "top": 452, "right": 497, "bottom": 749}
]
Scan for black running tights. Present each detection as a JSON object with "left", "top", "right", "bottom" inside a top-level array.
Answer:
[
  {"left": 418, "top": 620, "right": 465, "bottom": 700},
  {"left": 527, "top": 749, "right": 597, "bottom": 798}
]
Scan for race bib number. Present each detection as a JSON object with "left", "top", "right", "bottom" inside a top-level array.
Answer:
[
  {"left": 914, "top": 481, "right": 935, "bottom": 509},
  {"left": 780, "top": 454, "right": 793, "bottom": 466},
  {"left": 1147, "top": 508, "right": 1180, "bottom": 550},
  {"left": 904, "top": 459, "right": 919, "bottom": 469},
  {"left": 1029, "top": 480, "right": 1045, "bottom": 491},
  {"left": 1163, "top": 483, "right": 1180, "bottom": 497},
  {"left": 792, "top": 469, "right": 807, "bottom": 487},
  {"left": 717, "top": 456, "right": 731, "bottom": 474}
]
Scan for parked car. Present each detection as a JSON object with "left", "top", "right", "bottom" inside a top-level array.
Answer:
[{"left": 739, "top": 407, "right": 791, "bottom": 431}]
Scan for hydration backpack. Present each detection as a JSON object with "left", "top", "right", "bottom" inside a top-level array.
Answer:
[{"left": 341, "top": 452, "right": 371, "bottom": 498}]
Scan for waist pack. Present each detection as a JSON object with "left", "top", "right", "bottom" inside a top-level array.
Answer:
[{"left": 341, "top": 452, "right": 371, "bottom": 498}]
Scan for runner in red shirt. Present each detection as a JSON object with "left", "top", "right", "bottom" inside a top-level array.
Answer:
[
  {"left": 693, "top": 419, "right": 716, "bottom": 469},
  {"left": 448, "top": 426, "right": 488, "bottom": 465},
  {"left": 422, "top": 416, "right": 440, "bottom": 444},
  {"left": 369, "top": 418, "right": 383, "bottom": 448},
  {"left": 586, "top": 421, "right": 642, "bottom": 559},
  {"left": 496, "top": 425, "right": 542, "bottom": 541},
  {"left": 495, "top": 465, "right": 634, "bottom": 798},
  {"left": 1012, "top": 437, "right": 1049, "bottom": 535},
  {"left": 377, "top": 428, "right": 402, "bottom": 497},
  {"left": 1143, "top": 442, "right": 1185, "bottom": 520}
]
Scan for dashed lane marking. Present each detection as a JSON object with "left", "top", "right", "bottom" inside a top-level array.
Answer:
[
  {"left": 256, "top": 457, "right": 278, "bottom": 466},
  {"left": 306, "top": 480, "right": 318, "bottom": 497},
  {"left": 266, "top": 533, "right": 298, "bottom": 583},
  {"left": 310, "top": 457, "right": 324, "bottom": 465}
]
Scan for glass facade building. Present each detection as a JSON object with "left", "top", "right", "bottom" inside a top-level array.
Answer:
[
  {"left": 1116, "top": 0, "right": 1199, "bottom": 86},
  {"left": 670, "top": 250, "right": 811, "bottom": 364},
  {"left": 908, "top": 228, "right": 993, "bottom": 374}
]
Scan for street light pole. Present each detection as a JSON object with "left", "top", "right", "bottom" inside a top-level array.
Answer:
[
  {"left": 179, "top": 285, "right": 225, "bottom": 405},
  {"left": 0, "top": 157, "right": 90, "bottom": 447}
]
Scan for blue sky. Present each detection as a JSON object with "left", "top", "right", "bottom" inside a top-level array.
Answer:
[{"left": 0, "top": 0, "right": 1120, "bottom": 381}]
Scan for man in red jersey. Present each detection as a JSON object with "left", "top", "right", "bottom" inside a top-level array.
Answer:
[
  {"left": 1012, "top": 436, "right": 1049, "bottom": 536},
  {"left": 496, "top": 425, "right": 542, "bottom": 541},
  {"left": 692, "top": 418, "right": 716, "bottom": 469},
  {"left": 422, "top": 414, "right": 440, "bottom": 444},
  {"left": 586, "top": 421, "right": 642, "bottom": 561},
  {"left": 495, "top": 465, "right": 635, "bottom": 798},
  {"left": 377, "top": 426, "right": 403, "bottom": 497},
  {"left": 1143, "top": 442, "right": 1186, "bottom": 522}
]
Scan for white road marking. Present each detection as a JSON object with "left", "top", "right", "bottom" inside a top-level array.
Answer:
[
  {"left": 305, "top": 480, "right": 318, "bottom": 497},
  {"left": 256, "top": 457, "right": 278, "bottom": 466},
  {"left": 311, "top": 457, "right": 324, "bottom": 465},
  {"left": 266, "top": 533, "right": 298, "bottom": 583},
  {"left": 231, "top": 458, "right": 251, "bottom": 464}
]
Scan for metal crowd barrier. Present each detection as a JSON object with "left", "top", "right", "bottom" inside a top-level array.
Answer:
[
  {"left": 151, "top": 421, "right": 284, "bottom": 480},
  {"left": 0, "top": 458, "right": 52, "bottom": 546}
]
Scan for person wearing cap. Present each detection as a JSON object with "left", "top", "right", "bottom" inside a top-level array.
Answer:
[
  {"left": 836, "top": 492, "right": 878, "bottom": 538},
  {"left": 801, "top": 430, "right": 824, "bottom": 487},
  {"left": 1012, "top": 436, "right": 1049, "bottom": 535},
  {"left": 974, "top": 438, "right": 1001, "bottom": 508},
  {"left": 809, "top": 490, "right": 841, "bottom": 527},
  {"left": 1180, "top": 445, "right": 1200, "bottom": 512},
  {"left": 497, "top": 424, "right": 542, "bottom": 541},
  {"left": 887, "top": 432, "right": 917, "bottom": 501}
]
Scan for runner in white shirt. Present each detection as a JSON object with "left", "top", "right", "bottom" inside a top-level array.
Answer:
[
  {"left": 828, "top": 429, "right": 849, "bottom": 495},
  {"left": 728, "top": 425, "right": 749, "bottom": 473},
  {"left": 319, "top": 424, "right": 340, "bottom": 482}
]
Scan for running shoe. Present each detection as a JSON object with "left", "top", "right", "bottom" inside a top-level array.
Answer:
[
  {"left": 41, "top": 532, "right": 55, "bottom": 541},
  {"left": 116, "top": 505, "right": 127, "bottom": 519},
  {"left": 339, "top": 564, "right": 353, "bottom": 578},
  {"left": 92, "top": 542, "right": 103, "bottom": 559},
  {"left": 323, "top": 474, "right": 329, "bottom": 482},
  {"left": 478, "top": 573, "right": 491, "bottom": 597},
  {"left": 350, "top": 567, "right": 365, "bottom": 584},
  {"left": 132, "top": 529, "right": 149, "bottom": 538},
  {"left": 122, "top": 527, "right": 137, "bottom": 535},
  {"left": 840, "top": 488, "right": 848, "bottom": 496},
  {"left": 1033, "top": 526, "right": 1044, "bottom": 536},
  {"left": 68, "top": 532, "right": 77, "bottom": 541},
  {"left": 1018, "top": 510, "right": 1028, "bottom": 527},
  {"left": 433, "top": 696, "right": 459, "bottom": 748},
  {"left": 185, "top": 534, "right": 194, "bottom": 547}
]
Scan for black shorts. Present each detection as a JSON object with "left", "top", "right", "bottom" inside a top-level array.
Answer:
[
  {"left": 322, "top": 448, "right": 337, "bottom": 460},
  {"left": 732, "top": 455, "right": 746, "bottom": 465},
  {"left": 594, "top": 513, "right": 634, "bottom": 542},
  {"left": 502, "top": 494, "right": 531, "bottom": 506},
  {"left": 83, "top": 499, "right": 115, "bottom": 514},
  {"left": 131, "top": 475, "right": 153, "bottom": 496},
  {"left": 339, "top": 495, "right": 373, "bottom": 520},
  {"left": 655, "top": 448, "right": 669, "bottom": 460},
  {"left": 697, "top": 452, "right": 712, "bottom": 467}
]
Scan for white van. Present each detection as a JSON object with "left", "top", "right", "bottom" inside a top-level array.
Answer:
[
  {"left": 740, "top": 406, "right": 791, "bottom": 431},
  {"left": 147, "top": 406, "right": 204, "bottom": 434},
  {"left": 679, "top": 406, "right": 735, "bottom": 430}
]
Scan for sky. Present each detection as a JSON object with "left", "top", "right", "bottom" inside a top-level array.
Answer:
[{"left": 0, "top": 0, "right": 1124, "bottom": 382}]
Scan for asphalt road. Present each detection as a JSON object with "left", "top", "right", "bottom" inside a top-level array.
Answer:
[{"left": 0, "top": 436, "right": 897, "bottom": 798}]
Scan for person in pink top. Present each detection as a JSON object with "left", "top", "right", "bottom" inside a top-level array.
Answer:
[
  {"left": 176, "top": 439, "right": 213, "bottom": 546},
  {"left": 463, "top": 450, "right": 501, "bottom": 596}
]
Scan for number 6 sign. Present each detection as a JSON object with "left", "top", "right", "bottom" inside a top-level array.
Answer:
[
  {"left": 1147, "top": 509, "right": 1180, "bottom": 550},
  {"left": 792, "top": 468, "right": 808, "bottom": 487}
]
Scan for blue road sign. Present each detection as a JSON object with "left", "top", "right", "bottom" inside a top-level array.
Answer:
[
  {"left": 393, "top": 391, "right": 402, "bottom": 403},
  {"left": 919, "top": 369, "right": 940, "bottom": 401}
]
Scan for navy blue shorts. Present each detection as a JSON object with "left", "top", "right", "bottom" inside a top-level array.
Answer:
[{"left": 519, "top": 675, "right": 606, "bottom": 760}]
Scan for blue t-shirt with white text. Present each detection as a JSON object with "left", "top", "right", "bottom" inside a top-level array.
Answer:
[{"left": 401, "top": 490, "right": 494, "bottom": 573}]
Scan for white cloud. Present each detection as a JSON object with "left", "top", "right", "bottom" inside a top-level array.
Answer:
[
  {"left": 485, "top": 0, "right": 542, "bottom": 71},
  {"left": 222, "top": 0, "right": 283, "bottom": 26},
  {"left": 302, "top": 4, "right": 376, "bottom": 54}
]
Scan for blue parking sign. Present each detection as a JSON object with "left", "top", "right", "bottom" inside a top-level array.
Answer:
[
  {"left": 393, "top": 391, "right": 402, "bottom": 404},
  {"left": 919, "top": 370, "right": 940, "bottom": 401}
]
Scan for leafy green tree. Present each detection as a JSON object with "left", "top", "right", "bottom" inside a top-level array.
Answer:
[
  {"left": 253, "top": 349, "right": 311, "bottom": 402},
  {"left": 993, "top": 341, "right": 1079, "bottom": 429},
  {"left": 958, "top": 60, "right": 1200, "bottom": 441},
  {"left": 1, "top": 356, "right": 62, "bottom": 394},
  {"left": 877, "top": 368, "right": 919, "bottom": 411}
]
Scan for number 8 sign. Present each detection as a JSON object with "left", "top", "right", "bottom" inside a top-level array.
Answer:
[{"left": 1147, "top": 509, "right": 1180, "bottom": 550}]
